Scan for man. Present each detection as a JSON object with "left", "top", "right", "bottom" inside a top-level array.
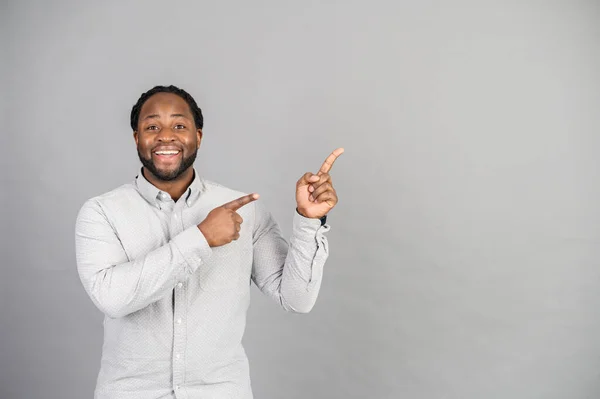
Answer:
[{"left": 75, "top": 85, "right": 343, "bottom": 399}]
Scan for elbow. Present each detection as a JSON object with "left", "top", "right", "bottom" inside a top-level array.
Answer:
[
  {"left": 102, "top": 306, "right": 129, "bottom": 319},
  {"left": 290, "top": 306, "right": 314, "bottom": 314},
  {"left": 279, "top": 282, "right": 320, "bottom": 314},
  {"left": 86, "top": 275, "right": 133, "bottom": 319},
  {"left": 88, "top": 288, "right": 131, "bottom": 318},
  {"left": 282, "top": 298, "right": 316, "bottom": 314},
  {"left": 94, "top": 299, "right": 130, "bottom": 319}
]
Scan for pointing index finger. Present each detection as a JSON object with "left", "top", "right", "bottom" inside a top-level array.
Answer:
[
  {"left": 222, "top": 193, "right": 260, "bottom": 211},
  {"left": 318, "top": 147, "right": 345, "bottom": 176}
]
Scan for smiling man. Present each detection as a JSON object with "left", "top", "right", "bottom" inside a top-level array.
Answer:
[{"left": 75, "top": 85, "right": 343, "bottom": 399}]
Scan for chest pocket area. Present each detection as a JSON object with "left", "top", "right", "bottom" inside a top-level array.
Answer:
[
  {"left": 196, "top": 238, "right": 251, "bottom": 292},
  {"left": 193, "top": 204, "right": 254, "bottom": 292}
]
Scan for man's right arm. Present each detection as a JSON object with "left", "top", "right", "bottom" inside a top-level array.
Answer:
[{"left": 75, "top": 199, "right": 212, "bottom": 318}]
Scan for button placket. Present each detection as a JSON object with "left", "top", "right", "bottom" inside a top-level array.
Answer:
[
  {"left": 172, "top": 207, "right": 187, "bottom": 392},
  {"left": 170, "top": 204, "right": 185, "bottom": 238},
  {"left": 172, "top": 278, "right": 187, "bottom": 395}
]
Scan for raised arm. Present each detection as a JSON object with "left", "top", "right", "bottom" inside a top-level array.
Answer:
[{"left": 251, "top": 148, "right": 343, "bottom": 313}]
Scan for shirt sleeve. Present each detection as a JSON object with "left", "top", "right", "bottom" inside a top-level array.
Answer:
[
  {"left": 250, "top": 201, "right": 330, "bottom": 313},
  {"left": 75, "top": 199, "right": 212, "bottom": 318}
]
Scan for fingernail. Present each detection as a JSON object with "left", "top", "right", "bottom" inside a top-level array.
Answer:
[{"left": 309, "top": 195, "right": 314, "bottom": 201}]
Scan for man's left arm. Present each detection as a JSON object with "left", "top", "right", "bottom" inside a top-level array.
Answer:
[
  {"left": 251, "top": 203, "right": 330, "bottom": 313},
  {"left": 250, "top": 148, "right": 344, "bottom": 313}
]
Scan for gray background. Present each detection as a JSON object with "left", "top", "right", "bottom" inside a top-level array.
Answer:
[{"left": 2, "top": 0, "right": 600, "bottom": 398}]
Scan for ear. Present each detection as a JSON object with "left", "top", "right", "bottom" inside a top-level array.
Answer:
[
  {"left": 133, "top": 131, "right": 138, "bottom": 145},
  {"left": 196, "top": 128, "right": 203, "bottom": 149}
]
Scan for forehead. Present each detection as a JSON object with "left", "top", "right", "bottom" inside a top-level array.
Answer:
[{"left": 140, "top": 92, "right": 192, "bottom": 118}]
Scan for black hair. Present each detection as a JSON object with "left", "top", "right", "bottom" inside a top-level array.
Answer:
[{"left": 130, "top": 85, "right": 203, "bottom": 131}]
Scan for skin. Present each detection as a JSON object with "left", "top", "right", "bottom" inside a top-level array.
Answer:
[
  {"left": 295, "top": 147, "right": 344, "bottom": 219},
  {"left": 134, "top": 92, "right": 202, "bottom": 201},
  {"left": 133, "top": 92, "right": 344, "bottom": 248}
]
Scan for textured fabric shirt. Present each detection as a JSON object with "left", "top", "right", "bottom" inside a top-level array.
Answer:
[{"left": 75, "top": 170, "right": 330, "bottom": 399}]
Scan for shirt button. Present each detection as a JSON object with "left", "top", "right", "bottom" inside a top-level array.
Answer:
[
  {"left": 176, "top": 353, "right": 181, "bottom": 359},
  {"left": 177, "top": 282, "right": 183, "bottom": 288},
  {"left": 176, "top": 385, "right": 181, "bottom": 390},
  {"left": 176, "top": 318, "right": 182, "bottom": 324}
]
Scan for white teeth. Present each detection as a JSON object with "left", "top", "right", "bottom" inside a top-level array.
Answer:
[{"left": 155, "top": 150, "right": 180, "bottom": 155}]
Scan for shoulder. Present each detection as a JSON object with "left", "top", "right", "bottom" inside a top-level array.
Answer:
[{"left": 76, "top": 183, "right": 138, "bottom": 221}]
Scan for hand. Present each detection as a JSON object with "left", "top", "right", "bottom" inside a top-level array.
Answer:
[
  {"left": 296, "top": 147, "right": 344, "bottom": 219},
  {"left": 198, "top": 193, "right": 259, "bottom": 247}
]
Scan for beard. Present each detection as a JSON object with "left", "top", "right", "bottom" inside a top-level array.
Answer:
[{"left": 137, "top": 148, "right": 197, "bottom": 181}]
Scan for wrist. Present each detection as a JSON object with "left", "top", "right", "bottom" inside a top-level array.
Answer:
[
  {"left": 197, "top": 223, "right": 214, "bottom": 247},
  {"left": 296, "top": 207, "right": 309, "bottom": 218}
]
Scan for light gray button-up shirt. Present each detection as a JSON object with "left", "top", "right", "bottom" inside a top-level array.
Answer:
[{"left": 75, "top": 170, "right": 330, "bottom": 399}]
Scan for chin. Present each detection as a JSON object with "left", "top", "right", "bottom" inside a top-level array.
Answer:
[{"left": 157, "top": 170, "right": 183, "bottom": 181}]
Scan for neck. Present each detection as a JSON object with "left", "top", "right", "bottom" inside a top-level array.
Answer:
[{"left": 142, "top": 167, "right": 194, "bottom": 202}]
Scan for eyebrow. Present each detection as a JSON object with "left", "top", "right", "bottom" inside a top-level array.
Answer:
[{"left": 143, "top": 113, "right": 190, "bottom": 120}]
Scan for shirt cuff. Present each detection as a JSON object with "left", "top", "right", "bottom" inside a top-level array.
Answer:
[
  {"left": 293, "top": 209, "right": 330, "bottom": 239},
  {"left": 171, "top": 225, "right": 213, "bottom": 274},
  {"left": 292, "top": 210, "right": 330, "bottom": 291},
  {"left": 295, "top": 208, "right": 327, "bottom": 226}
]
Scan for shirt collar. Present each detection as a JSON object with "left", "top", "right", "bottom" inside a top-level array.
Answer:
[{"left": 135, "top": 168, "right": 206, "bottom": 209}]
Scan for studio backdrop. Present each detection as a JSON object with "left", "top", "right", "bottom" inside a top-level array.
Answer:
[{"left": 2, "top": 1, "right": 600, "bottom": 398}]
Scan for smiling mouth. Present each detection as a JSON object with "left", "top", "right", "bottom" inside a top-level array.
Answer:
[
  {"left": 154, "top": 150, "right": 180, "bottom": 155},
  {"left": 153, "top": 150, "right": 182, "bottom": 162}
]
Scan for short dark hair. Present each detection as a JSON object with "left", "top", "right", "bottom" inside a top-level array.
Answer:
[{"left": 130, "top": 85, "right": 203, "bottom": 131}]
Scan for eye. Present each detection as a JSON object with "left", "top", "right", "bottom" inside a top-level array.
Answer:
[
  {"left": 146, "top": 125, "right": 159, "bottom": 131},
  {"left": 174, "top": 124, "right": 186, "bottom": 130}
]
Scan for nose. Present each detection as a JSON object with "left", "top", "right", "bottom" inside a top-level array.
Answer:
[{"left": 157, "top": 127, "right": 176, "bottom": 142}]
